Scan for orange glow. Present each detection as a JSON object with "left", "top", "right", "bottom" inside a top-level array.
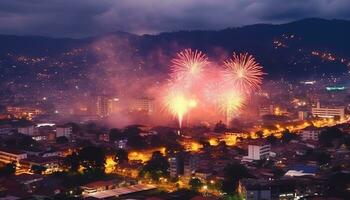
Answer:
[
  {"left": 105, "top": 156, "right": 117, "bottom": 174},
  {"left": 164, "top": 89, "right": 198, "bottom": 127},
  {"left": 128, "top": 147, "right": 166, "bottom": 163},
  {"left": 223, "top": 134, "right": 237, "bottom": 146},
  {"left": 209, "top": 138, "right": 219, "bottom": 146},
  {"left": 189, "top": 142, "right": 203, "bottom": 152},
  {"left": 274, "top": 107, "right": 282, "bottom": 115},
  {"left": 181, "top": 141, "right": 203, "bottom": 152}
]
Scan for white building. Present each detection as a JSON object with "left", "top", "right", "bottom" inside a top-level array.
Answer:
[
  {"left": 56, "top": 125, "right": 72, "bottom": 138},
  {"left": 311, "top": 102, "right": 345, "bottom": 119},
  {"left": 0, "top": 149, "right": 27, "bottom": 164},
  {"left": 243, "top": 144, "right": 271, "bottom": 161},
  {"left": 18, "top": 125, "right": 36, "bottom": 136},
  {"left": 169, "top": 157, "right": 180, "bottom": 178},
  {"left": 300, "top": 126, "right": 321, "bottom": 141}
]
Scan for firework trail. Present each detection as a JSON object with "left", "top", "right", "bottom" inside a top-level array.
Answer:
[
  {"left": 218, "top": 90, "right": 245, "bottom": 124},
  {"left": 164, "top": 85, "right": 197, "bottom": 128}
]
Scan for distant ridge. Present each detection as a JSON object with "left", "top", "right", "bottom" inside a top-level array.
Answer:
[{"left": 0, "top": 18, "right": 349, "bottom": 84}]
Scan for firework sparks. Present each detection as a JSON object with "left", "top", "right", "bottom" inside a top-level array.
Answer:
[
  {"left": 219, "top": 90, "right": 245, "bottom": 124},
  {"left": 223, "top": 53, "right": 264, "bottom": 92},
  {"left": 162, "top": 49, "right": 263, "bottom": 127},
  {"left": 171, "top": 49, "right": 209, "bottom": 83},
  {"left": 164, "top": 89, "right": 197, "bottom": 128}
]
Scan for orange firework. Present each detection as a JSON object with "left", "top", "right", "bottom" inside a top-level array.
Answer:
[
  {"left": 171, "top": 49, "right": 209, "bottom": 83},
  {"left": 164, "top": 87, "right": 197, "bottom": 128},
  {"left": 218, "top": 90, "right": 245, "bottom": 124},
  {"left": 223, "top": 53, "right": 264, "bottom": 92}
]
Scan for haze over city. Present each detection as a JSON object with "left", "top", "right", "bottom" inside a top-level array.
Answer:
[{"left": 0, "top": 1, "right": 350, "bottom": 200}]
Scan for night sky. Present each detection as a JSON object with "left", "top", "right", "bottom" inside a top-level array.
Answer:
[{"left": 0, "top": 0, "right": 350, "bottom": 38}]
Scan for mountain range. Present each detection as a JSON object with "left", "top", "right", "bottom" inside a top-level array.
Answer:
[{"left": 1, "top": 18, "right": 350, "bottom": 100}]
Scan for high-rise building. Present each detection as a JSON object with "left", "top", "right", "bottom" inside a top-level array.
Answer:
[
  {"left": 243, "top": 143, "right": 270, "bottom": 161},
  {"left": 96, "top": 96, "right": 109, "bottom": 117},
  {"left": 96, "top": 96, "right": 120, "bottom": 117},
  {"left": 184, "top": 154, "right": 198, "bottom": 178},
  {"left": 108, "top": 98, "right": 120, "bottom": 114},
  {"left": 169, "top": 156, "right": 181, "bottom": 178},
  {"left": 131, "top": 97, "right": 154, "bottom": 114}
]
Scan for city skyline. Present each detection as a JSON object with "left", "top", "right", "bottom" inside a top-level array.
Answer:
[{"left": 0, "top": 1, "right": 349, "bottom": 200}]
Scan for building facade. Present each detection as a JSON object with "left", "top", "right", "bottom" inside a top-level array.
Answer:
[
  {"left": 243, "top": 144, "right": 271, "bottom": 161},
  {"left": 56, "top": 125, "right": 72, "bottom": 138},
  {"left": 311, "top": 102, "right": 345, "bottom": 119}
]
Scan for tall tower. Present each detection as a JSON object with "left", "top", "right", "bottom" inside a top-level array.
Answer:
[
  {"left": 96, "top": 96, "right": 109, "bottom": 118},
  {"left": 96, "top": 96, "right": 120, "bottom": 117}
]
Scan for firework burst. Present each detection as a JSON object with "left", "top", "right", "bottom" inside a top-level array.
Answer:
[
  {"left": 218, "top": 90, "right": 245, "bottom": 124},
  {"left": 162, "top": 49, "right": 264, "bottom": 128},
  {"left": 218, "top": 90, "right": 245, "bottom": 114},
  {"left": 171, "top": 49, "right": 209, "bottom": 83},
  {"left": 164, "top": 87, "right": 197, "bottom": 128},
  {"left": 223, "top": 53, "right": 264, "bottom": 92}
]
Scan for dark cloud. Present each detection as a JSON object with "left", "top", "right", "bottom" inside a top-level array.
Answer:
[{"left": 0, "top": 0, "right": 349, "bottom": 38}]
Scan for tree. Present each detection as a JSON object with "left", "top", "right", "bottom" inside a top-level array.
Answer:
[
  {"left": 140, "top": 151, "right": 169, "bottom": 181},
  {"left": 56, "top": 136, "right": 69, "bottom": 144},
  {"left": 199, "top": 138, "right": 210, "bottom": 149},
  {"left": 319, "top": 127, "right": 344, "bottom": 147},
  {"left": 76, "top": 139, "right": 92, "bottom": 148},
  {"left": 149, "top": 135, "right": 162, "bottom": 147},
  {"left": 109, "top": 128, "right": 123, "bottom": 142},
  {"left": 189, "top": 177, "right": 203, "bottom": 191},
  {"left": 64, "top": 152, "right": 80, "bottom": 172},
  {"left": 271, "top": 167, "right": 285, "bottom": 178},
  {"left": 65, "top": 122, "right": 81, "bottom": 135},
  {"left": 281, "top": 129, "right": 298, "bottom": 143},
  {"left": 222, "top": 163, "right": 250, "bottom": 195},
  {"left": 316, "top": 152, "right": 331, "bottom": 166},
  {"left": 19, "top": 135, "right": 38, "bottom": 148},
  {"left": 114, "top": 148, "right": 128, "bottom": 164},
  {"left": 124, "top": 126, "right": 147, "bottom": 148},
  {"left": 326, "top": 172, "right": 350, "bottom": 198},
  {"left": 255, "top": 131, "right": 263, "bottom": 139},
  {"left": 31, "top": 165, "right": 47, "bottom": 174},
  {"left": 0, "top": 162, "right": 16, "bottom": 177},
  {"left": 344, "top": 135, "right": 350, "bottom": 150},
  {"left": 79, "top": 146, "right": 106, "bottom": 175},
  {"left": 266, "top": 135, "right": 278, "bottom": 145},
  {"left": 223, "top": 193, "right": 244, "bottom": 200},
  {"left": 214, "top": 121, "right": 227, "bottom": 133}
]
